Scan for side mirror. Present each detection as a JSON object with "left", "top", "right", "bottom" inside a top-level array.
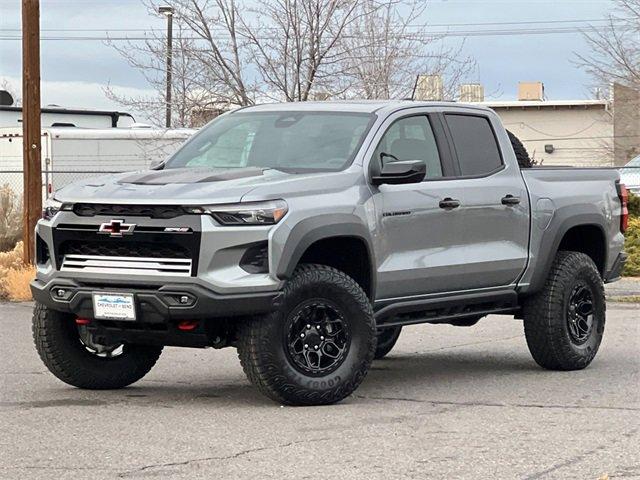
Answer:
[
  {"left": 372, "top": 160, "right": 426, "bottom": 186},
  {"left": 149, "top": 159, "right": 165, "bottom": 170}
]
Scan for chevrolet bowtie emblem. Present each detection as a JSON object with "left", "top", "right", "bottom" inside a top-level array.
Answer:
[{"left": 98, "top": 219, "right": 136, "bottom": 237}]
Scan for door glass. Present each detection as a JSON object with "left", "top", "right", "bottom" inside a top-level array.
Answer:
[
  {"left": 373, "top": 116, "right": 443, "bottom": 179},
  {"left": 445, "top": 114, "right": 503, "bottom": 176}
]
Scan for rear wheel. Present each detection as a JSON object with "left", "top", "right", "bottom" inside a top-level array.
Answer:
[
  {"left": 523, "top": 251, "right": 605, "bottom": 370},
  {"left": 237, "top": 264, "right": 376, "bottom": 406},
  {"left": 374, "top": 326, "right": 402, "bottom": 359},
  {"left": 32, "top": 302, "right": 162, "bottom": 389}
]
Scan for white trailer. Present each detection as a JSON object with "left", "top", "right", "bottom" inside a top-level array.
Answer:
[
  {"left": 0, "top": 127, "right": 196, "bottom": 198},
  {"left": 0, "top": 106, "right": 136, "bottom": 128}
]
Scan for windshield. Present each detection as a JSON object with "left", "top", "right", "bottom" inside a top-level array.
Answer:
[
  {"left": 622, "top": 155, "right": 640, "bottom": 170},
  {"left": 166, "top": 111, "right": 375, "bottom": 173}
]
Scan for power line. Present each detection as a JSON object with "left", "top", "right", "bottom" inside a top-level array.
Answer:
[
  {"left": 0, "top": 24, "right": 633, "bottom": 41},
  {"left": 0, "top": 17, "right": 631, "bottom": 33}
]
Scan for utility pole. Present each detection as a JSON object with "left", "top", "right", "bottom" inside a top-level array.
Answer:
[
  {"left": 21, "top": 0, "right": 41, "bottom": 265},
  {"left": 159, "top": 6, "right": 174, "bottom": 128}
]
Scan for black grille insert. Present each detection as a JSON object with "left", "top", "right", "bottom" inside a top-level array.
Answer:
[
  {"left": 62, "top": 241, "right": 190, "bottom": 259},
  {"left": 73, "top": 203, "right": 187, "bottom": 219}
]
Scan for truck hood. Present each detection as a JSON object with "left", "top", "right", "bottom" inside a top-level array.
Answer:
[{"left": 53, "top": 167, "right": 296, "bottom": 205}]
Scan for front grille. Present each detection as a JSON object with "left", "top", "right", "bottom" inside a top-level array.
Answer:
[
  {"left": 73, "top": 203, "right": 187, "bottom": 219},
  {"left": 62, "top": 241, "right": 190, "bottom": 259},
  {"left": 61, "top": 254, "right": 192, "bottom": 277},
  {"left": 52, "top": 216, "right": 201, "bottom": 277},
  {"left": 59, "top": 241, "right": 193, "bottom": 276}
]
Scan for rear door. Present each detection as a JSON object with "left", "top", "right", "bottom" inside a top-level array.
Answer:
[{"left": 440, "top": 111, "right": 530, "bottom": 289}]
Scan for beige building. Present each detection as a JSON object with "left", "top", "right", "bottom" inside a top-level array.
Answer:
[
  {"left": 415, "top": 77, "right": 639, "bottom": 167},
  {"left": 481, "top": 98, "right": 614, "bottom": 167},
  {"left": 476, "top": 82, "right": 639, "bottom": 167}
]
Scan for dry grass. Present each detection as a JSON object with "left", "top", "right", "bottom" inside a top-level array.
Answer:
[
  {"left": 0, "top": 265, "right": 35, "bottom": 301},
  {"left": 0, "top": 241, "right": 25, "bottom": 270},
  {"left": 0, "top": 185, "right": 23, "bottom": 252},
  {"left": 0, "top": 242, "right": 35, "bottom": 302}
]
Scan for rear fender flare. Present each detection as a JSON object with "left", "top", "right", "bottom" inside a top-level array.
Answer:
[{"left": 526, "top": 212, "right": 608, "bottom": 294}]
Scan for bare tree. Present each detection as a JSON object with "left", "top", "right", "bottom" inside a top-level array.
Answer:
[
  {"left": 105, "top": 0, "right": 254, "bottom": 127},
  {"left": 339, "top": 0, "right": 475, "bottom": 100},
  {"left": 575, "top": 0, "right": 640, "bottom": 165},
  {"left": 105, "top": 14, "right": 215, "bottom": 127},
  {"left": 175, "top": 0, "right": 254, "bottom": 106},
  {"left": 240, "top": 0, "right": 367, "bottom": 101},
  {"left": 575, "top": 0, "right": 640, "bottom": 90},
  {"left": 105, "top": 0, "right": 476, "bottom": 123}
]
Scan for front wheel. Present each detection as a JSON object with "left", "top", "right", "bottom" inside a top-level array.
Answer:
[
  {"left": 523, "top": 251, "right": 605, "bottom": 370},
  {"left": 237, "top": 264, "right": 376, "bottom": 406},
  {"left": 32, "top": 303, "right": 163, "bottom": 389}
]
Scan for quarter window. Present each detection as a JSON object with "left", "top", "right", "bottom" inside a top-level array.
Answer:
[
  {"left": 372, "top": 116, "right": 443, "bottom": 179},
  {"left": 445, "top": 114, "right": 502, "bottom": 176}
]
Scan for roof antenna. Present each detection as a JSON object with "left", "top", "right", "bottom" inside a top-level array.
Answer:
[{"left": 410, "top": 75, "right": 419, "bottom": 101}]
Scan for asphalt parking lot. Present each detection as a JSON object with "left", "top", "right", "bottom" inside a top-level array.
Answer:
[{"left": 1, "top": 300, "right": 638, "bottom": 480}]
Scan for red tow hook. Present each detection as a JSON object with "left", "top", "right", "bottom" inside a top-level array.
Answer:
[
  {"left": 75, "top": 318, "right": 91, "bottom": 325},
  {"left": 177, "top": 320, "right": 198, "bottom": 331}
]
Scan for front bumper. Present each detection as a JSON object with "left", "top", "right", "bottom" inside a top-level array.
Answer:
[{"left": 31, "top": 277, "right": 283, "bottom": 322}]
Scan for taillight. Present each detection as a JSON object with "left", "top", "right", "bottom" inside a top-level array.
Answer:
[{"left": 617, "top": 182, "right": 629, "bottom": 233}]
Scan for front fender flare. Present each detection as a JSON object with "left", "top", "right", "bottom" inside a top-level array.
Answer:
[{"left": 273, "top": 214, "right": 376, "bottom": 295}]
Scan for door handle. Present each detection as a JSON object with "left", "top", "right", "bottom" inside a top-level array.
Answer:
[
  {"left": 439, "top": 198, "right": 460, "bottom": 209},
  {"left": 501, "top": 194, "right": 521, "bottom": 206}
]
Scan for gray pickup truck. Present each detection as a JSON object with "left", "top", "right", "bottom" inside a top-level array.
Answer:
[{"left": 31, "top": 101, "right": 629, "bottom": 406}]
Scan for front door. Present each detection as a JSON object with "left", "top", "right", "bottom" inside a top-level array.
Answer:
[{"left": 371, "top": 113, "right": 470, "bottom": 299}]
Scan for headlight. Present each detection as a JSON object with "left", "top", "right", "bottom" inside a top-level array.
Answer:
[
  {"left": 186, "top": 200, "right": 288, "bottom": 226},
  {"left": 42, "top": 198, "right": 72, "bottom": 220},
  {"left": 42, "top": 198, "right": 63, "bottom": 220}
]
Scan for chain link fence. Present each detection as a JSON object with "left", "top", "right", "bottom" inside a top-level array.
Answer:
[
  {"left": 1, "top": 165, "right": 639, "bottom": 251},
  {"left": 0, "top": 169, "right": 125, "bottom": 251}
]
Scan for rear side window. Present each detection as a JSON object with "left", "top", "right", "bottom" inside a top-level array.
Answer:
[{"left": 445, "top": 114, "right": 502, "bottom": 176}]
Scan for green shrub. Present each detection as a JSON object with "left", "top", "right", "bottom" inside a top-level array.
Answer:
[
  {"left": 623, "top": 216, "right": 640, "bottom": 277},
  {"left": 628, "top": 191, "right": 640, "bottom": 217}
]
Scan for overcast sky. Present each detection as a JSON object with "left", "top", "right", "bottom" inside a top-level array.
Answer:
[{"left": 0, "top": 0, "right": 618, "bottom": 122}]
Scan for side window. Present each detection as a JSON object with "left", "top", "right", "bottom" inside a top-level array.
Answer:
[
  {"left": 445, "top": 114, "right": 502, "bottom": 176},
  {"left": 373, "top": 116, "right": 443, "bottom": 179}
]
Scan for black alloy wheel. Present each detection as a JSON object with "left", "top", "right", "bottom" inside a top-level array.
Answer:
[{"left": 285, "top": 300, "right": 350, "bottom": 376}]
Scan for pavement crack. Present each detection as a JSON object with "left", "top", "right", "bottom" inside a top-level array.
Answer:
[
  {"left": 355, "top": 395, "right": 640, "bottom": 412},
  {"left": 419, "top": 335, "right": 524, "bottom": 353},
  {"left": 522, "top": 428, "right": 638, "bottom": 480},
  {"left": 117, "top": 437, "right": 332, "bottom": 477}
]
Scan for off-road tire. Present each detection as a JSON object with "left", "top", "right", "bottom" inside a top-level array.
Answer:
[
  {"left": 32, "top": 302, "right": 163, "bottom": 389},
  {"left": 523, "top": 251, "right": 605, "bottom": 370},
  {"left": 237, "top": 264, "right": 376, "bottom": 406},
  {"left": 374, "top": 326, "right": 402, "bottom": 359},
  {"left": 507, "top": 130, "right": 534, "bottom": 168}
]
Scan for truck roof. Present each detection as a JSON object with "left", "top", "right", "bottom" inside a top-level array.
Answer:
[{"left": 241, "top": 100, "right": 494, "bottom": 115}]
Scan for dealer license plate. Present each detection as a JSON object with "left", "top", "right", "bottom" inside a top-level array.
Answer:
[{"left": 92, "top": 293, "right": 136, "bottom": 321}]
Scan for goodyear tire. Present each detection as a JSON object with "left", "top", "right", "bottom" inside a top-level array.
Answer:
[
  {"left": 374, "top": 326, "right": 402, "bottom": 359},
  {"left": 523, "top": 251, "right": 605, "bottom": 370},
  {"left": 237, "top": 264, "right": 376, "bottom": 406},
  {"left": 32, "top": 302, "right": 163, "bottom": 389}
]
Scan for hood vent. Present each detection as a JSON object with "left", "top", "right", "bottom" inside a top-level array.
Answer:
[{"left": 118, "top": 167, "right": 265, "bottom": 185}]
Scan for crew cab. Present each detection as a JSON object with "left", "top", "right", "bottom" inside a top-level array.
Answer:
[{"left": 31, "top": 101, "right": 628, "bottom": 406}]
